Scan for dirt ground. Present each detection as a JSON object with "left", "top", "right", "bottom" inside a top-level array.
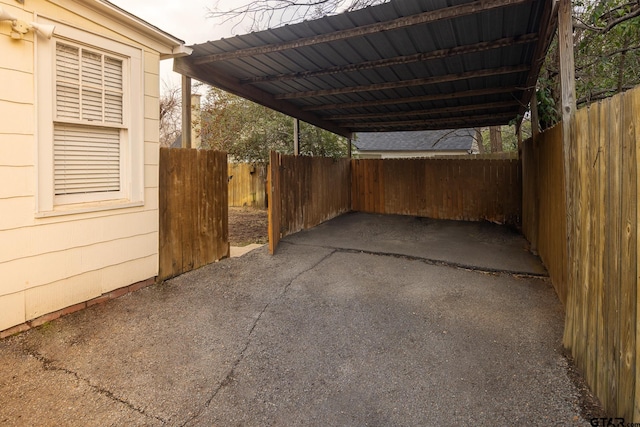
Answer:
[{"left": 228, "top": 207, "right": 268, "bottom": 246}]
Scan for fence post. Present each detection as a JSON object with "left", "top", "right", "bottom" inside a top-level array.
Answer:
[{"left": 558, "top": 0, "right": 576, "bottom": 350}]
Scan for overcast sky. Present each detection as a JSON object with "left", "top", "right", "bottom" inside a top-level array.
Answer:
[{"left": 108, "top": 0, "right": 246, "bottom": 90}]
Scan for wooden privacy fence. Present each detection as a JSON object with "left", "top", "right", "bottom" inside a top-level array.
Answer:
[
  {"left": 268, "top": 152, "right": 350, "bottom": 253},
  {"left": 351, "top": 158, "right": 521, "bottom": 225},
  {"left": 522, "top": 126, "right": 568, "bottom": 303},
  {"left": 159, "top": 148, "right": 229, "bottom": 281},
  {"left": 522, "top": 86, "right": 639, "bottom": 421},
  {"left": 228, "top": 163, "right": 267, "bottom": 208}
]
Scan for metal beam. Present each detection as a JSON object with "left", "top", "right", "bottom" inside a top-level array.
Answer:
[
  {"left": 343, "top": 112, "right": 515, "bottom": 130},
  {"left": 192, "top": 0, "right": 532, "bottom": 65},
  {"left": 349, "top": 118, "right": 512, "bottom": 132},
  {"left": 240, "top": 34, "right": 538, "bottom": 85},
  {"left": 173, "top": 57, "right": 353, "bottom": 139},
  {"left": 302, "top": 87, "right": 519, "bottom": 112},
  {"left": 324, "top": 100, "right": 519, "bottom": 122},
  {"left": 275, "top": 65, "right": 530, "bottom": 100}
]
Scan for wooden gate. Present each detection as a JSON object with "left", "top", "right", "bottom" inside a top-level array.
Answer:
[
  {"left": 268, "top": 152, "right": 351, "bottom": 254},
  {"left": 159, "top": 148, "right": 229, "bottom": 280}
]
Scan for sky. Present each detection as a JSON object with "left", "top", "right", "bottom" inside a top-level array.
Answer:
[{"left": 108, "top": 0, "right": 245, "bottom": 91}]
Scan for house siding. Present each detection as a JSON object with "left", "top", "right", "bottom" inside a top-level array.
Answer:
[{"left": 0, "top": 0, "right": 166, "bottom": 331}]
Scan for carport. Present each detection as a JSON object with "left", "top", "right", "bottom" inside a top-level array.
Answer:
[
  {"left": 174, "top": 0, "right": 556, "bottom": 137},
  {"left": 172, "top": 0, "right": 563, "bottom": 253}
]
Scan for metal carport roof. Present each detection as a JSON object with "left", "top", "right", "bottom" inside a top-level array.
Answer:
[{"left": 174, "top": 0, "right": 556, "bottom": 139}]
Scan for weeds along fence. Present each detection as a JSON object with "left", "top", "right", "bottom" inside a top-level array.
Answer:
[
  {"left": 522, "top": 86, "right": 639, "bottom": 421},
  {"left": 159, "top": 148, "right": 229, "bottom": 281},
  {"left": 228, "top": 163, "right": 267, "bottom": 209},
  {"left": 351, "top": 157, "right": 521, "bottom": 225}
]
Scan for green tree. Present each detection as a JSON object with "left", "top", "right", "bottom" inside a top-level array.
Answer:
[
  {"left": 200, "top": 87, "right": 348, "bottom": 164},
  {"left": 537, "top": 0, "right": 640, "bottom": 129}
]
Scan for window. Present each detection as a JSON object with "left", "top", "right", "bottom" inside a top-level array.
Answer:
[
  {"left": 37, "top": 20, "right": 144, "bottom": 215},
  {"left": 54, "top": 43, "right": 124, "bottom": 197}
]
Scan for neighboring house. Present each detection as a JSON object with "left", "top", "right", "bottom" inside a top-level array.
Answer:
[
  {"left": 354, "top": 129, "right": 478, "bottom": 159},
  {"left": 0, "top": 0, "right": 188, "bottom": 333}
]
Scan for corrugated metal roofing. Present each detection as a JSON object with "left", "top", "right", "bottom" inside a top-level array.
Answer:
[
  {"left": 174, "top": 0, "right": 556, "bottom": 139},
  {"left": 354, "top": 129, "right": 475, "bottom": 151}
]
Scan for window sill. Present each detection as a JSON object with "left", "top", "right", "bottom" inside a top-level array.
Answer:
[{"left": 35, "top": 200, "right": 144, "bottom": 218}]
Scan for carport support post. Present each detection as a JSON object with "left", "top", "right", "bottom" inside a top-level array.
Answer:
[
  {"left": 293, "top": 118, "right": 300, "bottom": 156},
  {"left": 347, "top": 138, "right": 352, "bottom": 158},
  {"left": 182, "top": 75, "right": 192, "bottom": 149},
  {"left": 558, "top": 0, "right": 576, "bottom": 349}
]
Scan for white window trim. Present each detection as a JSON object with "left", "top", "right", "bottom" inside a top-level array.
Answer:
[{"left": 36, "top": 17, "right": 144, "bottom": 216}]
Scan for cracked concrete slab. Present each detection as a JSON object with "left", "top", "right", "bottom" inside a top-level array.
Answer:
[
  {"left": 284, "top": 212, "right": 547, "bottom": 276},
  {"left": 0, "top": 215, "right": 599, "bottom": 426}
]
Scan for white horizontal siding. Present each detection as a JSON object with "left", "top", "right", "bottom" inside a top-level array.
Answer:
[
  {"left": 0, "top": 33, "right": 33, "bottom": 74},
  {"left": 98, "top": 254, "right": 157, "bottom": 294},
  {"left": 144, "top": 186, "right": 159, "bottom": 210},
  {"left": 24, "top": 255, "right": 156, "bottom": 320},
  {"left": 144, "top": 94, "right": 158, "bottom": 120},
  {"left": 0, "top": 68, "right": 33, "bottom": 104},
  {"left": 144, "top": 121, "right": 160, "bottom": 150},
  {"left": 0, "top": 197, "right": 35, "bottom": 230},
  {"left": 144, "top": 140, "right": 160, "bottom": 166},
  {"left": 144, "top": 51, "right": 159, "bottom": 76},
  {"left": 0, "top": 232, "right": 157, "bottom": 295},
  {"left": 144, "top": 163, "right": 159, "bottom": 188},
  {"left": 0, "top": 292, "right": 25, "bottom": 331},
  {"left": 0, "top": 134, "right": 34, "bottom": 166},
  {"left": 0, "top": 0, "right": 164, "bottom": 332},
  {"left": 0, "top": 210, "right": 158, "bottom": 263},
  {"left": 25, "top": 270, "right": 102, "bottom": 319},
  {"left": 0, "top": 101, "right": 34, "bottom": 135},
  {"left": 0, "top": 166, "right": 34, "bottom": 198},
  {"left": 144, "top": 72, "right": 159, "bottom": 100}
]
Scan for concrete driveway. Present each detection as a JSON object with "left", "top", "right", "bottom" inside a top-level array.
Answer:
[{"left": 0, "top": 213, "right": 598, "bottom": 426}]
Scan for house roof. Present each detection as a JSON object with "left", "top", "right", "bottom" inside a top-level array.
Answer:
[
  {"left": 354, "top": 129, "right": 474, "bottom": 151},
  {"left": 174, "top": 0, "right": 556, "bottom": 139},
  {"left": 171, "top": 134, "right": 183, "bottom": 149}
]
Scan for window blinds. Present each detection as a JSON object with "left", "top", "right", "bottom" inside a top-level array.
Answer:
[{"left": 54, "top": 42, "right": 124, "bottom": 195}]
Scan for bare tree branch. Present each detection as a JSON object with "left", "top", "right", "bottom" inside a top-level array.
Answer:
[
  {"left": 577, "top": 85, "right": 636, "bottom": 104},
  {"left": 573, "top": 2, "right": 640, "bottom": 33},
  {"left": 207, "top": 0, "right": 388, "bottom": 32},
  {"left": 575, "top": 44, "right": 640, "bottom": 70},
  {"left": 159, "top": 82, "right": 182, "bottom": 147}
]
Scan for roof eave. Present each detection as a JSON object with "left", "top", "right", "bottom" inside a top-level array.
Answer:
[{"left": 76, "top": 0, "right": 189, "bottom": 56}]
